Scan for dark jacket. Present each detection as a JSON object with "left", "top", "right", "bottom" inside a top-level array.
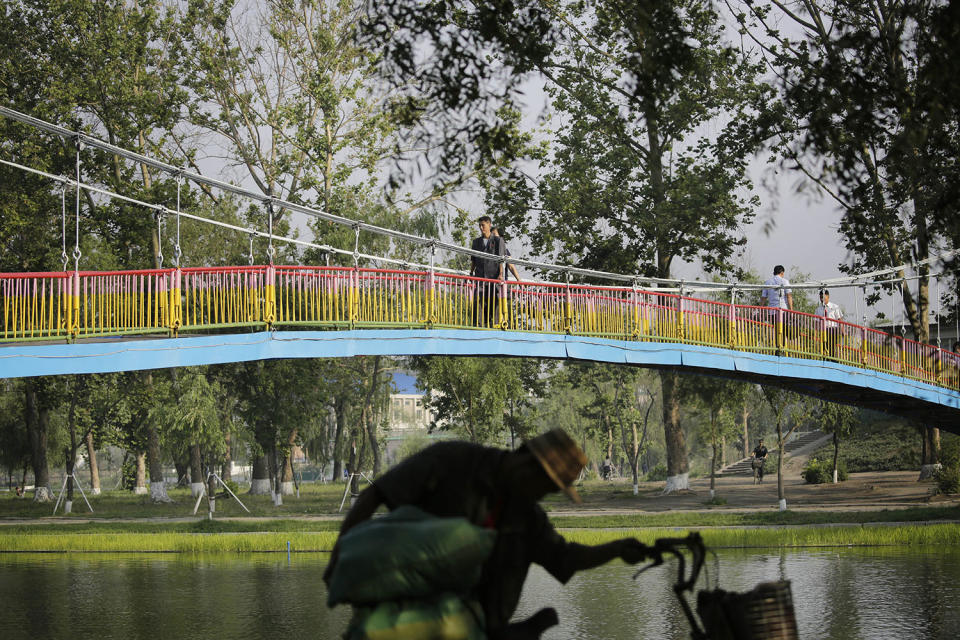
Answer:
[
  {"left": 373, "top": 441, "right": 576, "bottom": 636},
  {"left": 471, "top": 234, "right": 503, "bottom": 280}
]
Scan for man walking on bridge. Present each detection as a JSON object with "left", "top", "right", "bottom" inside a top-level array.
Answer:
[
  {"left": 471, "top": 216, "right": 504, "bottom": 327},
  {"left": 760, "top": 265, "right": 793, "bottom": 311}
]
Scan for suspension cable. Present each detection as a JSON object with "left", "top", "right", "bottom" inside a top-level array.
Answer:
[
  {"left": 174, "top": 171, "right": 183, "bottom": 268},
  {"left": 156, "top": 210, "right": 164, "bottom": 269},
  {"left": 936, "top": 275, "right": 941, "bottom": 347},
  {"left": 266, "top": 197, "right": 275, "bottom": 265},
  {"left": 60, "top": 185, "right": 68, "bottom": 271},
  {"left": 4, "top": 105, "right": 956, "bottom": 292},
  {"left": 73, "top": 139, "right": 82, "bottom": 272}
]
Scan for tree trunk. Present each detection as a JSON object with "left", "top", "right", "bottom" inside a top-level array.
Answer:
[
  {"left": 709, "top": 441, "right": 717, "bottom": 499},
  {"left": 134, "top": 451, "right": 148, "bottom": 495},
  {"left": 174, "top": 458, "right": 190, "bottom": 488},
  {"left": 85, "top": 431, "right": 101, "bottom": 495},
  {"left": 742, "top": 403, "right": 750, "bottom": 461},
  {"left": 249, "top": 453, "right": 271, "bottom": 495},
  {"left": 347, "top": 435, "right": 360, "bottom": 505},
  {"left": 145, "top": 372, "right": 172, "bottom": 503},
  {"left": 281, "top": 428, "right": 298, "bottom": 495},
  {"left": 271, "top": 442, "right": 283, "bottom": 506},
  {"left": 25, "top": 383, "right": 53, "bottom": 501},
  {"left": 332, "top": 400, "right": 347, "bottom": 482},
  {"left": 919, "top": 425, "right": 942, "bottom": 479},
  {"left": 221, "top": 430, "right": 232, "bottom": 483},
  {"left": 832, "top": 432, "right": 839, "bottom": 484},
  {"left": 660, "top": 372, "right": 689, "bottom": 493},
  {"left": 65, "top": 396, "right": 78, "bottom": 512},
  {"left": 777, "top": 418, "right": 786, "bottom": 511},
  {"left": 630, "top": 421, "right": 640, "bottom": 495},
  {"left": 189, "top": 443, "right": 204, "bottom": 497}
]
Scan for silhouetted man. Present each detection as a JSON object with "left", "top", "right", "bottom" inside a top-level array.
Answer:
[{"left": 325, "top": 429, "right": 651, "bottom": 639}]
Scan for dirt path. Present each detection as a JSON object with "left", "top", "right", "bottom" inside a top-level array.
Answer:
[{"left": 550, "top": 470, "right": 959, "bottom": 516}]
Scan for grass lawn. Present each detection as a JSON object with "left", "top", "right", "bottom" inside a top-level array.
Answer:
[
  {"left": 0, "top": 481, "right": 354, "bottom": 519},
  {"left": 3, "top": 479, "right": 959, "bottom": 552}
]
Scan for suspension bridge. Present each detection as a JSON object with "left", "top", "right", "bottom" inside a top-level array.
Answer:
[{"left": 1, "top": 106, "right": 959, "bottom": 430}]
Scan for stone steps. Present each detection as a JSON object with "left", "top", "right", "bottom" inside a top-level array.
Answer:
[{"left": 718, "top": 430, "right": 826, "bottom": 476}]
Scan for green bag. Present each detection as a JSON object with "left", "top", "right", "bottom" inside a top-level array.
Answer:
[
  {"left": 326, "top": 505, "right": 496, "bottom": 607},
  {"left": 345, "top": 592, "right": 486, "bottom": 640}
]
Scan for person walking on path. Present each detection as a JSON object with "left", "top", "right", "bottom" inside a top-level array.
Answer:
[
  {"left": 324, "top": 429, "right": 652, "bottom": 639},
  {"left": 752, "top": 439, "right": 769, "bottom": 484}
]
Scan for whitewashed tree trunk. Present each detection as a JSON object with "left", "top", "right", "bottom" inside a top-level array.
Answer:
[
  {"left": 281, "top": 480, "right": 294, "bottom": 496},
  {"left": 91, "top": 487, "right": 101, "bottom": 496},
  {"left": 778, "top": 498, "right": 787, "bottom": 511},
  {"left": 190, "top": 482, "right": 205, "bottom": 498},
  {"left": 662, "top": 472, "right": 689, "bottom": 494},
  {"left": 632, "top": 483, "right": 639, "bottom": 495},
  {"left": 33, "top": 486, "right": 54, "bottom": 502},
  {"left": 64, "top": 500, "right": 73, "bottom": 514},
  {"left": 250, "top": 478, "right": 272, "bottom": 495},
  {"left": 918, "top": 463, "right": 941, "bottom": 480},
  {"left": 135, "top": 452, "right": 147, "bottom": 495},
  {"left": 150, "top": 481, "right": 173, "bottom": 503}
]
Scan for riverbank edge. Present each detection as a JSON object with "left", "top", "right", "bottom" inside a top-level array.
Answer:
[{"left": 1, "top": 522, "right": 958, "bottom": 553}]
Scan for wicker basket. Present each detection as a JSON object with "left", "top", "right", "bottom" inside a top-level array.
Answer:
[{"left": 696, "top": 580, "right": 799, "bottom": 640}]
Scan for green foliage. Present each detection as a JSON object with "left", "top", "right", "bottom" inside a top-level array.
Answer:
[
  {"left": 646, "top": 464, "right": 667, "bottom": 482},
  {"left": 810, "top": 426, "right": 920, "bottom": 472},
  {"left": 802, "top": 458, "right": 848, "bottom": 485},
  {"left": 736, "top": 0, "right": 959, "bottom": 342},
  {"left": 412, "top": 356, "right": 546, "bottom": 445},
  {"left": 935, "top": 435, "right": 960, "bottom": 495}
]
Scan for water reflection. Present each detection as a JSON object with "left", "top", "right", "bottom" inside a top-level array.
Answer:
[
  {"left": 514, "top": 548, "right": 960, "bottom": 640},
  {"left": 1, "top": 548, "right": 958, "bottom": 639}
]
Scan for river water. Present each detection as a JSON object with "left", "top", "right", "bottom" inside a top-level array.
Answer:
[{"left": 1, "top": 548, "right": 958, "bottom": 639}]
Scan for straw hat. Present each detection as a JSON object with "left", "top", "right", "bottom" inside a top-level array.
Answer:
[{"left": 525, "top": 429, "right": 587, "bottom": 503}]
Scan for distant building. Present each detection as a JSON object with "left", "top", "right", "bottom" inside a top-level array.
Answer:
[{"left": 389, "top": 371, "right": 433, "bottom": 432}]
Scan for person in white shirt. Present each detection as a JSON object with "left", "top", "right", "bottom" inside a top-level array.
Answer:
[
  {"left": 815, "top": 289, "right": 844, "bottom": 359},
  {"left": 759, "top": 265, "right": 793, "bottom": 310}
]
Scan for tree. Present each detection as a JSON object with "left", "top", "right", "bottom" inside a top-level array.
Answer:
[
  {"left": 817, "top": 401, "right": 858, "bottom": 484},
  {"left": 762, "top": 385, "right": 816, "bottom": 510},
  {"left": 412, "top": 357, "right": 545, "bottom": 446},
  {"left": 519, "top": 1, "right": 766, "bottom": 493},
  {"left": 684, "top": 375, "right": 746, "bottom": 499},
  {"left": 732, "top": 0, "right": 960, "bottom": 468}
]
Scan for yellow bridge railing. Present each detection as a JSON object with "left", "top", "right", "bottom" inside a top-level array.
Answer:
[{"left": 2, "top": 265, "right": 958, "bottom": 391}]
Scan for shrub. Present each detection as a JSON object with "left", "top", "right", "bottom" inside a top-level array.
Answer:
[
  {"left": 935, "top": 435, "right": 960, "bottom": 495},
  {"left": 935, "top": 466, "right": 960, "bottom": 495},
  {"left": 810, "top": 427, "right": 919, "bottom": 472},
  {"left": 646, "top": 464, "right": 667, "bottom": 482},
  {"left": 802, "top": 457, "right": 848, "bottom": 484}
]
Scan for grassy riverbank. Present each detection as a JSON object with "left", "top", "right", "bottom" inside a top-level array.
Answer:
[{"left": 1, "top": 519, "right": 958, "bottom": 553}]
